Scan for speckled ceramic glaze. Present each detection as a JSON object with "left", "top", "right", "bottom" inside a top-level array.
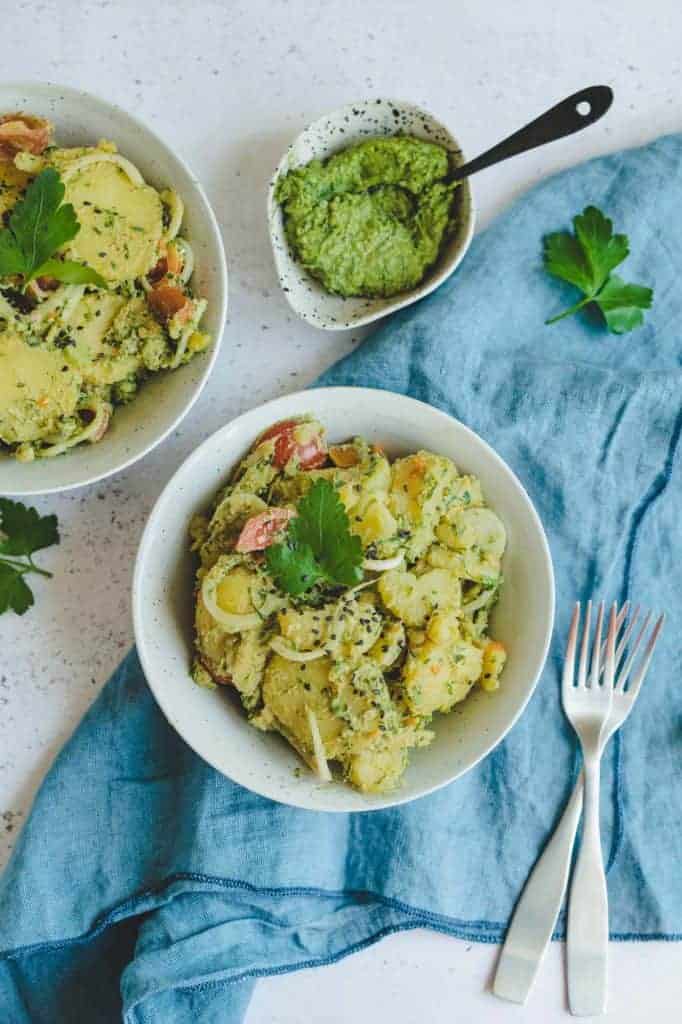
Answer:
[
  {"left": 268, "top": 99, "right": 475, "bottom": 330},
  {"left": 134, "top": 388, "right": 554, "bottom": 813},
  {"left": 0, "top": 82, "right": 228, "bottom": 496}
]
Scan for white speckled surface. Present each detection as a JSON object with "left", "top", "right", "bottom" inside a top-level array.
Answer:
[{"left": 1, "top": 1, "right": 680, "bottom": 1020}]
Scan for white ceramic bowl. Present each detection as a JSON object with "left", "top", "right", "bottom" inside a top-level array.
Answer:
[
  {"left": 0, "top": 81, "right": 228, "bottom": 496},
  {"left": 134, "top": 387, "right": 555, "bottom": 813},
  {"left": 267, "top": 99, "right": 475, "bottom": 331}
]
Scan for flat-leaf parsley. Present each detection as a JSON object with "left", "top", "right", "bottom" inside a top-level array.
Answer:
[
  {"left": 265, "top": 479, "right": 363, "bottom": 596},
  {"left": 0, "top": 498, "right": 59, "bottom": 615},
  {"left": 0, "top": 168, "right": 106, "bottom": 290},
  {"left": 544, "top": 205, "right": 652, "bottom": 334}
]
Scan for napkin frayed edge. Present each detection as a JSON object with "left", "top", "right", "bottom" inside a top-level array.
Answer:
[{"left": 2, "top": 871, "right": 680, "bottom": 967}]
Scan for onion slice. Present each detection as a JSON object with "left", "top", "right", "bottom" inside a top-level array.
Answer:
[
  {"left": 201, "top": 575, "right": 262, "bottom": 633},
  {"left": 362, "top": 553, "right": 404, "bottom": 573},
  {"left": 161, "top": 188, "right": 184, "bottom": 242},
  {"left": 306, "top": 707, "right": 332, "bottom": 782},
  {"left": 462, "top": 586, "right": 498, "bottom": 615},
  {"left": 269, "top": 636, "right": 326, "bottom": 662},
  {"left": 38, "top": 401, "right": 112, "bottom": 458},
  {"left": 60, "top": 151, "right": 146, "bottom": 186},
  {"left": 175, "top": 238, "right": 195, "bottom": 284}
]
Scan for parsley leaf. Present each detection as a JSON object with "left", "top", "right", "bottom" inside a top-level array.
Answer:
[
  {"left": 543, "top": 205, "right": 652, "bottom": 333},
  {"left": 266, "top": 537, "right": 324, "bottom": 596},
  {"left": 0, "top": 229, "right": 26, "bottom": 276},
  {"left": 0, "top": 498, "right": 59, "bottom": 556},
  {"left": 0, "top": 498, "right": 59, "bottom": 616},
  {"left": 0, "top": 168, "right": 106, "bottom": 289},
  {"left": 10, "top": 168, "right": 80, "bottom": 272},
  {"left": 573, "top": 206, "right": 629, "bottom": 288},
  {"left": 544, "top": 230, "right": 594, "bottom": 294},
  {"left": 593, "top": 274, "right": 653, "bottom": 335},
  {"left": 32, "top": 257, "right": 106, "bottom": 287},
  {"left": 265, "top": 479, "right": 364, "bottom": 596},
  {"left": 0, "top": 563, "right": 34, "bottom": 616},
  {"left": 291, "top": 479, "right": 364, "bottom": 586}
]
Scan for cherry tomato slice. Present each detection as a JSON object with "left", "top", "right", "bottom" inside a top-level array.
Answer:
[
  {"left": 234, "top": 508, "right": 295, "bottom": 552},
  {"left": 0, "top": 114, "right": 51, "bottom": 159},
  {"left": 258, "top": 418, "right": 327, "bottom": 470},
  {"left": 147, "top": 283, "right": 191, "bottom": 323},
  {"left": 329, "top": 443, "right": 360, "bottom": 468}
]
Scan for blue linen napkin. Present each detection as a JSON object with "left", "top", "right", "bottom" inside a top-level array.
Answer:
[{"left": 1, "top": 134, "right": 681, "bottom": 1024}]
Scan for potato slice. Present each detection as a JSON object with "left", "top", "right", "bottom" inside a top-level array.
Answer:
[
  {"left": 64, "top": 158, "right": 163, "bottom": 283},
  {"left": 436, "top": 506, "right": 506, "bottom": 581},
  {"left": 0, "top": 330, "right": 80, "bottom": 444},
  {"left": 480, "top": 640, "right": 507, "bottom": 692},
  {"left": 263, "top": 655, "right": 345, "bottom": 762},
  {"left": 378, "top": 568, "right": 460, "bottom": 627},
  {"left": 403, "top": 638, "right": 483, "bottom": 715}
]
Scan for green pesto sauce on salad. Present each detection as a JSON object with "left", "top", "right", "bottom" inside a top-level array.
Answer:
[{"left": 275, "top": 136, "right": 458, "bottom": 299}]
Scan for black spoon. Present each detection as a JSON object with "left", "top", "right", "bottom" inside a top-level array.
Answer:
[{"left": 451, "top": 86, "right": 613, "bottom": 182}]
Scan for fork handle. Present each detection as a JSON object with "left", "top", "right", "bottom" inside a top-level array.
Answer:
[
  {"left": 567, "top": 754, "right": 609, "bottom": 1016},
  {"left": 493, "top": 772, "right": 583, "bottom": 1004}
]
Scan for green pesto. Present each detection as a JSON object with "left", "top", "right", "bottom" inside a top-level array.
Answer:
[{"left": 275, "top": 136, "right": 458, "bottom": 298}]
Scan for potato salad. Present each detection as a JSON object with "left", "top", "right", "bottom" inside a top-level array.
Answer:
[
  {"left": 0, "top": 113, "right": 209, "bottom": 461},
  {"left": 190, "top": 416, "right": 507, "bottom": 794}
]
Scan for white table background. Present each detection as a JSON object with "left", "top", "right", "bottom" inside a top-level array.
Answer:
[{"left": 1, "top": 0, "right": 680, "bottom": 1019}]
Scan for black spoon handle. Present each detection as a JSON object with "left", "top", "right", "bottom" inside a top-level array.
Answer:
[{"left": 452, "top": 86, "right": 614, "bottom": 182}]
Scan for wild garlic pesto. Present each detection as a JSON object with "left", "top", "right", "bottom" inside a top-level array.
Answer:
[
  {"left": 0, "top": 113, "right": 209, "bottom": 461},
  {"left": 275, "top": 136, "right": 459, "bottom": 298},
  {"left": 190, "top": 415, "right": 508, "bottom": 795}
]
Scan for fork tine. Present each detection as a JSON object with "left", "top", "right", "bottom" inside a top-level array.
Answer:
[
  {"left": 598, "top": 603, "right": 639, "bottom": 680},
  {"left": 563, "top": 603, "right": 580, "bottom": 695},
  {"left": 589, "top": 601, "right": 605, "bottom": 687},
  {"left": 618, "top": 613, "right": 665, "bottom": 699},
  {"left": 603, "top": 603, "right": 617, "bottom": 690},
  {"left": 615, "top": 604, "right": 640, "bottom": 674},
  {"left": 577, "top": 600, "right": 591, "bottom": 687},
  {"left": 615, "top": 601, "right": 629, "bottom": 635},
  {"left": 616, "top": 610, "right": 653, "bottom": 692},
  {"left": 608, "top": 601, "right": 629, "bottom": 658}
]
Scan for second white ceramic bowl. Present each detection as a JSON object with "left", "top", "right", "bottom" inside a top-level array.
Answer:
[
  {"left": 134, "top": 387, "right": 554, "bottom": 813},
  {"left": 268, "top": 99, "right": 475, "bottom": 331},
  {"left": 0, "top": 82, "right": 228, "bottom": 496}
]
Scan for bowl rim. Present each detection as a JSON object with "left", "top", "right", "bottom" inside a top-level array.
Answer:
[
  {"left": 133, "top": 386, "right": 556, "bottom": 812},
  {"left": 0, "top": 80, "right": 228, "bottom": 496},
  {"left": 266, "top": 97, "right": 476, "bottom": 331}
]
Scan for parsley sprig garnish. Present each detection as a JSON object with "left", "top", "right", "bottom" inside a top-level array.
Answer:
[
  {"left": 265, "top": 479, "right": 363, "bottom": 596},
  {"left": 0, "top": 168, "right": 106, "bottom": 290},
  {"left": 544, "top": 205, "right": 653, "bottom": 334},
  {"left": 0, "top": 499, "right": 59, "bottom": 615}
]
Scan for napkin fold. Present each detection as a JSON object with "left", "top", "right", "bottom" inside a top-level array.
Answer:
[{"left": 2, "top": 134, "right": 681, "bottom": 1024}]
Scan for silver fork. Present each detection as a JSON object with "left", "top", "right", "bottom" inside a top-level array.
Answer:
[
  {"left": 564, "top": 600, "right": 616, "bottom": 1016},
  {"left": 493, "top": 601, "right": 664, "bottom": 1012}
]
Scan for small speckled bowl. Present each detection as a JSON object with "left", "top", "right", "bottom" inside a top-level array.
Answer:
[
  {"left": 0, "top": 81, "right": 227, "bottom": 496},
  {"left": 267, "top": 99, "right": 475, "bottom": 331}
]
